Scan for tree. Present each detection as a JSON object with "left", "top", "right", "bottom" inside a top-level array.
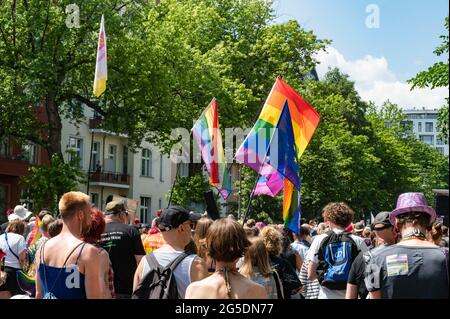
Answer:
[
  {"left": 20, "top": 152, "right": 86, "bottom": 213},
  {"left": 408, "top": 16, "right": 449, "bottom": 144}
]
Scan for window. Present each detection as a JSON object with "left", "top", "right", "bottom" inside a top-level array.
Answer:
[
  {"left": 160, "top": 154, "right": 164, "bottom": 182},
  {"left": 68, "top": 137, "right": 83, "bottom": 167},
  {"left": 140, "top": 196, "right": 151, "bottom": 224},
  {"left": 141, "top": 149, "right": 152, "bottom": 177},
  {"left": 436, "top": 125, "right": 440, "bottom": 133},
  {"left": 418, "top": 122, "right": 422, "bottom": 132},
  {"left": 90, "top": 142, "right": 100, "bottom": 171},
  {"left": 436, "top": 147, "right": 445, "bottom": 155},
  {"left": 91, "top": 193, "right": 99, "bottom": 207},
  {"left": 178, "top": 163, "right": 189, "bottom": 177},
  {"left": 419, "top": 135, "right": 434, "bottom": 145},
  {"left": 123, "top": 146, "right": 128, "bottom": 175},
  {"left": 425, "top": 122, "right": 433, "bottom": 132},
  {"left": 105, "top": 145, "right": 117, "bottom": 172},
  {"left": 21, "top": 143, "right": 38, "bottom": 164},
  {"left": 159, "top": 198, "right": 162, "bottom": 209}
]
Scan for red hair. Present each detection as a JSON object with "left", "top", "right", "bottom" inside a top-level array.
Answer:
[{"left": 83, "top": 207, "right": 106, "bottom": 244}]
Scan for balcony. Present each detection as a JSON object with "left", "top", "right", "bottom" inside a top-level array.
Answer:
[
  {"left": 0, "top": 154, "right": 32, "bottom": 176},
  {"left": 89, "top": 118, "right": 128, "bottom": 138},
  {"left": 89, "top": 171, "right": 130, "bottom": 189}
]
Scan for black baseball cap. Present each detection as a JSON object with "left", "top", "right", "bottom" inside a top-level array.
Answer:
[
  {"left": 157, "top": 206, "right": 201, "bottom": 231},
  {"left": 371, "top": 211, "right": 392, "bottom": 230}
]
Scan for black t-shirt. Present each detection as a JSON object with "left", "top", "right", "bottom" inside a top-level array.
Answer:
[
  {"left": 100, "top": 221, "right": 146, "bottom": 295},
  {"left": 281, "top": 248, "right": 298, "bottom": 272},
  {"left": 347, "top": 251, "right": 368, "bottom": 299}
]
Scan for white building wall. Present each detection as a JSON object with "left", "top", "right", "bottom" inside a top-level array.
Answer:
[
  {"left": 61, "top": 106, "right": 172, "bottom": 221},
  {"left": 404, "top": 109, "right": 449, "bottom": 156}
]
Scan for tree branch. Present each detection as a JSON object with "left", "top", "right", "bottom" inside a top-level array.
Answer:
[{"left": 72, "top": 94, "right": 106, "bottom": 116}]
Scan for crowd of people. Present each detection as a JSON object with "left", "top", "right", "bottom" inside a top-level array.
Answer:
[{"left": 0, "top": 191, "right": 448, "bottom": 299}]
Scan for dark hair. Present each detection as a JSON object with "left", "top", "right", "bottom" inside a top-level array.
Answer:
[
  {"left": 322, "top": 202, "right": 354, "bottom": 228},
  {"left": 299, "top": 225, "right": 310, "bottom": 237},
  {"left": 396, "top": 212, "right": 430, "bottom": 230},
  {"left": 48, "top": 219, "right": 63, "bottom": 238},
  {"left": 206, "top": 218, "right": 251, "bottom": 263},
  {"left": 105, "top": 195, "right": 114, "bottom": 205}
]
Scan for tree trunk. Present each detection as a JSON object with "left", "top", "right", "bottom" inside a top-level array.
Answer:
[{"left": 45, "top": 95, "right": 63, "bottom": 161}]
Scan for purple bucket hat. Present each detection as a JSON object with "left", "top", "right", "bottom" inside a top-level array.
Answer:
[{"left": 390, "top": 192, "right": 436, "bottom": 226}]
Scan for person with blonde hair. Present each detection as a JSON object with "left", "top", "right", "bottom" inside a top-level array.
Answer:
[
  {"left": 35, "top": 191, "right": 111, "bottom": 299},
  {"left": 193, "top": 217, "right": 214, "bottom": 273},
  {"left": 239, "top": 237, "right": 283, "bottom": 299},
  {"left": 185, "top": 218, "right": 267, "bottom": 299},
  {"left": 260, "top": 226, "right": 302, "bottom": 299}
]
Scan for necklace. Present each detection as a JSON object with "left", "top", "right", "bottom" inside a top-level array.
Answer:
[{"left": 400, "top": 229, "right": 426, "bottom": 241}]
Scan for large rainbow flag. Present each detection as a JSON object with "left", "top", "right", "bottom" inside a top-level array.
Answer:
[
  {"left": 236, "top": 77, "right": 320, "bottom": 195},
  {"left": 192, "top": 98, "right": 232, "bottom": 199}
]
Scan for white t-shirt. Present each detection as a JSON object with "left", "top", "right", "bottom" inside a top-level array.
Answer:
[
  {"left": 0, "top": 232, "right": 26, "bottom": 269},
  {"left": 306, "top": 229, "right": 369, "bottom": 299}
]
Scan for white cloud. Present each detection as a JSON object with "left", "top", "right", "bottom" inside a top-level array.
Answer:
[{"left": 314, "top": 46, "right": 448, "bottom": 109}]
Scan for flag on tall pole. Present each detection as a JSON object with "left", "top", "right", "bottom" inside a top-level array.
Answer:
[
  {"left": 192, "top": 98, "right": 232, "bottom": 199},
  {"left": 93, "top": 15, "right": 107, "bottom": 97}
]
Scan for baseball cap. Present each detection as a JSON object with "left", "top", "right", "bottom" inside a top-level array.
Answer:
[
  {"left": 157, "top": 206, "right": 201, "bottom": 231},
  {"left": 105, "top": 199, "right": 128, "bottom": 215},
  {"left": 371, "top": 211, "right": 392, "bottom": 230}
]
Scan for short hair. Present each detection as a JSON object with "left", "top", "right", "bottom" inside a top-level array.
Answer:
[
  {"left": 322, "top": 202, "right": 354, "bottom": 228},
  {"left": 396, "top": 212, "right": 430, "bottom": 230},
  {"left": 6, "top": 220, "right": 26, "bottom": 235},
  {"left": 41, "top": 214, "right": 55, "bottom": 233},
  {"left": 48, "top": 219, "right": 63, "bottom": 238},
  {"left": 83, "top": 207, "right": 106, "bottom": 244},
  {"left": 246, "top": 219, "right": 256, "bottom": 228},
  {"left": 58, "top": 191, "right": 91, "bottom": 221},
  {"left": 299, "top": 225, "right": 310, "bottom": 237},
  {"left": 38, "top": 209, "right": 51, "bottom": 220},
  {"left": 260, "top": 226, "right": 282, "bottom": 256},
  {"left": 206, "top": 218, "right": 251, "bottom": 263}
]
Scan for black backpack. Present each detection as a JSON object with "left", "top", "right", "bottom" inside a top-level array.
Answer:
[
  {"left": 317, "top": 230, "right": 359, "bottom": 290},
  {"left": 132, "top": 252, "right": 189, "bottom": 299}
]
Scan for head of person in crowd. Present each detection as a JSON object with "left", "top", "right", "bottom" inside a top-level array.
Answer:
[
  {"left": 322, "top": 202, "right": 354, "bottom": 230},
  {"left": 41, "top": 214, "right": 55, "bottom": 239},
  {"left": 83, "top": 207, "right": 106, "bottom": 245},
  {"left": 58, "top": 191, "right": 92, "bottom": 238},
  {"left": 389, "top": 192, "right": 436, "bottom": 240},
  {"left": 428, "top": 222, "right": 444, "bottom": 246},
  {"left": 148, "top": 217, "right": 160, "bottom": 235},
  {"left": 206, "top": 218, "right": 251, "bottom": 266},
  {"left": 316, "top": 222, "right": 329, "bottom": 235},
  {"left": 239, "top": 237, "right": 273, "bottom": 278},
  {"left": 260, "top": 226, "right": 282, "bottom": 257},
  {"left": 47, "top": 219, "right": 63, "bottom": 238},
  {"left": 6, "top": 219, "right": 26, "bottom": 236},
  {"left": 442, "top": 225, "right": 449, "bottom": 237},
  {"left": 294, "top": 225, "right": 311, "bottom": 242},
  {"left": 353, "top": 221, "right": 365, "bottom": 236},
  {"left": 38, "top": 209, "right": 52, "bottom": 220},
  {"left": 362, "top": 227, "right": 372, "bottom": 238},
  {"left": 193, "top": 217, "right": 213, "bottom": 260},
  {"left": 227, "top": 214, "right": 236, "bottom": 221},
  {"left": 371, "top": 211, "right": 397, "bottom": 245},
  {"left": 246, "top": 219, "right": 256, "bottom": 228},
  {"left": 157, "top": 206, "right": 201, "bottom": 249},
  {"left": 308, "top": 219, "right": 318, "bottom": 228},
  {"left": 104, "top": 200, "right": 129, "bottom": 225},
  {"left": 8, "top": 204, "right": 32, "bottom": 222}
]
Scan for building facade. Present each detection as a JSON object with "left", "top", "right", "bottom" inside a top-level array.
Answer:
[
  {"left": 403, "top": 108, "right": 449, "bottom": 156},
  {"left": 61, "top": 106, "right": 173, "bottom": 225}
]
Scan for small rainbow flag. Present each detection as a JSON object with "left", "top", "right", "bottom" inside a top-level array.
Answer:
[
  {"left": 192, "top": 98, "right": 232, "bottom": 199},
  {"left": 283, "top": 176, "right": 301, "bottom": 235},
  {"left": 27, "top": 215, "right": 41, "bottom": 247}
]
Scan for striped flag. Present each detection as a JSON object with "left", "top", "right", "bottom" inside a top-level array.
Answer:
[{"left": 93, "top": 15, "right": 107, "bottom": 97}]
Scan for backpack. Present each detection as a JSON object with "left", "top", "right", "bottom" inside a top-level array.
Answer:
[
  {"left": 317, "top": 230, "right": 359, "bottom": 290},
  {"left": 132, "top": 252, "right": 189, "bottom": 299}
]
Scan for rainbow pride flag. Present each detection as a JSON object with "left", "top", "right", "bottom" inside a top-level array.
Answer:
[
  {"left": 283, "top": 176, "right": 301, "bottom": 234},
  {"left": 236, "top": 77, "right": 320, "bottom": 195},
  {"left": 192, "top": 98, "right": 232, "bottom": 199},
  {"left": 27, "top": 215, "right": 41, "bottom": 247}
]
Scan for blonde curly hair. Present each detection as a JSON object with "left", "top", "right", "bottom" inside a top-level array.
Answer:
[{"left": 259, "top": 225, "right": 282, "bottom": 257}]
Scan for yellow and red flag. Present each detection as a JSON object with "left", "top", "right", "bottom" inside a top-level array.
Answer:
[{"left": 93, "top": 15, "right": 107, "bottom": 97}]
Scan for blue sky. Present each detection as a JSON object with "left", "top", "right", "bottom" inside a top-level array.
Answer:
[{"left": 273, "top": 0, "right": 449, "bottom": 108}]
